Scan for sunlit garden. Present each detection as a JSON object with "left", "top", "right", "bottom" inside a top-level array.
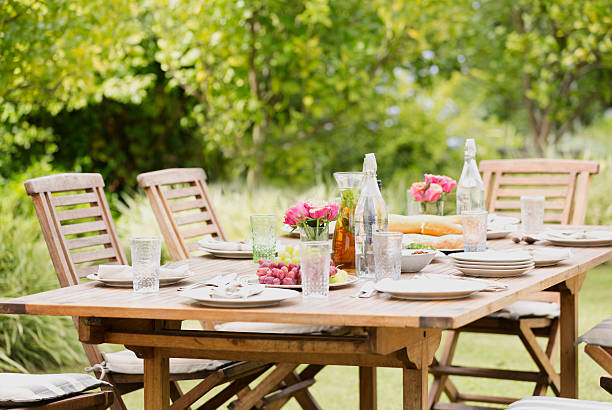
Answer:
[{"left": 1, "top": 0, "right": 611, "bottom": 409}]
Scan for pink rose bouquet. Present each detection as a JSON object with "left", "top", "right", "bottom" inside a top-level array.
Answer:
[
  {"left": 284, "top": 199, "right": 339, "bottom": 241},
  {"left": 410, "top": 174, "right": 457, "bottom": 202}
]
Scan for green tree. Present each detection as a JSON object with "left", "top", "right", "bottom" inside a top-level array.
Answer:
[{"left": 429, "top": 0, "right": 612, "bottom": 153}]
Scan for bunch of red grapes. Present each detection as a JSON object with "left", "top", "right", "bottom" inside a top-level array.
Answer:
[{"left": 256, "top": 259, "right": 338, "bottom": 285}]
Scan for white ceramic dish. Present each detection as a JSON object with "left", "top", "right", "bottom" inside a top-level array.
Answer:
[
  {"left": 199, "top": 247, "right": 253, "bottom": 259},
  {"left": 374, "top": 276, "right": 488, "bottom": 300},
  {"left": 452, "top": 258, "right": 535, "bottom": 267},
  {"left": 530, "top": 248, "right": 573, "bottom": 267},
  {"left": 486, "top": 230, "right": 514, "bottom": 240},
  {"left": 86, "top": 273, "right": 191, "bottom": 287},
  {"left": 181, "top": 287, "right": 300, "bottom": 308},
  {"left": 541, "top": 231, "right": 612, "bottom": 247},
  {"left": 449, "top": 251, "right": 533, "bottom": 263},
  {"left": 488, "top": 215, "right": 520, "bottom": 226},
  {"left": 456, "top": 263, "right": 535, "bottom": 278},
  {"left": 400, "top": 250, "right": 436, "bottom": 272},
  {"left": 264, "top": 275, "right": 359, "bottom": 289},
  {"left": 453, "top": 261, "right": 535, "bottom": 270}
]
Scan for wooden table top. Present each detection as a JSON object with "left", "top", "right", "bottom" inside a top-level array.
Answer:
[{"left": 1, "top": 233, "right": 611, "bottom": 330}]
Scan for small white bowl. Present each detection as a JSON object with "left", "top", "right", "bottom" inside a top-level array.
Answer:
[{"left": 401, "top": 249, "right": 436, "bottom": 272}]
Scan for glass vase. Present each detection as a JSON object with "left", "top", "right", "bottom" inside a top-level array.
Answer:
[
  {"left": 299, "top": 224, "right": 328, "bottom": 242},
  {"left": 420, "top": 200, "right": 444, "bottom": 215}
]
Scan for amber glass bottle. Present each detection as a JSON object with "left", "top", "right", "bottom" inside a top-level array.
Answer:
[{"left": 331, "top": 172, "right": 363, "bottom": 271}]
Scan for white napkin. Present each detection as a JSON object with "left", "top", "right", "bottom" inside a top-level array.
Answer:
[
  {"left": 208, "top": 282, "right": 265, "bottom": 299},
  {"left": 530, "top": 248, "right": 572, "bottom": 261},
  {"left": 198, "top": 235, "right": 252, "bottom": 251},
  {"left": 159, "top": 264, "right": 190, "bottom": 278},
  {"left": 97, "top": 264, "right": 131, "bottom": 279}
]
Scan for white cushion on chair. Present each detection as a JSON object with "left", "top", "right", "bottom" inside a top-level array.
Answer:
[
  {"left": 487, "top": 301, "right": 560, "bottom": 320},
  {"left": 102, "top": 350, "right": 228, "bottom": 375},
  {"left": 0, "top": 373, "right": 110, "bottom": 406},
  {"left": 508, "top": 396, "right": 612, "bottom": 409},
  {"left": 215, "top": 322, "right": 341, "bottom": 334}
]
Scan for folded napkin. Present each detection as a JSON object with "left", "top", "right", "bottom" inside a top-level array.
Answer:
[
  {"left": 159, "top": 263, "right": 190, "bottom": 278},
  {"left": 530, "top": 248, "right": 572, "bottom": 260},
  {"left": 207, "top": 281, "right": 265, "bottom": 299},
  {"left": 97, "top": 264, "right": 131, "bottom": 279},
  {"left": 198, "top": 235, "right": 252, "bottom": 251}
]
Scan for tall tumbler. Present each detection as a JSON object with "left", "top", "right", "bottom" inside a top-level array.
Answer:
[
  {"left": 462, "top": 210, "right": 488, "bottom": 252},
  {"left": 300, "top": 241, "right": 331, "bottom": 299},
  {"left": 131, "top": 237, "right": 162, "bottom": 293},
  {"left": 373, "top": 232, "right": 403, "bottom": 282},
  {"left": 250, "top": 214, "right": 277, "bottom": 263},
  {"left": 521, "top": 196, "right": 545, "bottom": 235}
]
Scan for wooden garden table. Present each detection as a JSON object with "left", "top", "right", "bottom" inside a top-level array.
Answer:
[{"left": 1, "top": 231, "right": 611, "bottom": 410}]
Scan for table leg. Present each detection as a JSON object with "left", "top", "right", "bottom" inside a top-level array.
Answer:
[
  {"left": 560, "top": 278, "right": 581, "bottom": 398},
  {"left": 403, "top": 365, "right": 427, "bottom": 410},
  {"left": 359, "top": 366, "right": 377, "bottom": 410},
  {"left": 144, "top": 348, "right": 170, "bottom": 410}
]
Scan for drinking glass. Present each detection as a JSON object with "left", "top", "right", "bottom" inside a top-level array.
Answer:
[
  {"left": 462, "top": 211, "right": 488, "bottom": 252},
  {"left": 131, "top": 237, "right": 162, "bottom": 293},
  {"left": 300, "top": 241, "right": 330, "bottom": 299},
  {"left": 373, "top": 232, "right": 403, "bottom": 282},
  {"left": 521, "top": 196, "right": 545, "bottom": 235},
  {"left": 250, "top": 214, "right": 277, "bottom": 263}
]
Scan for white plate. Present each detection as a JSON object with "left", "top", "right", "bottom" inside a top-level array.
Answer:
[
  {"left": 486, "top": 230, "right": 514, "bottom": 239},
  {"left": 541, "top": 231, "right": 612, "bottom": 247},
  {"left": 86, "top": 273, "right": 191, "bottom": 287},
  {"left": 199, "top": 247, "right": 253, "bottom": 259},
  {"left": 530, "top": 248, "right": 572, "bottom": 266},
  {"left": 374, "top": 276, "right": 488, "bottom": 300},
  {"left": 453, "top": 258, "right": 535, "bottom": 267},
  {"left": 456, "top": 263, "right": 534, "bottom": 277},
  {"left": 454, "top": 261, "right": 535, "bottom": 270},
  {"left": 181, "top": 287, "right": 300, "bottom": 308},
  {"left": 449, "top": 251, "right": 533, "bottom": 263},
  {"left": 264, "top": 275, "right": 359, "bottom": 289},
  {"left": 488, "top": 215, "right": 520, "bottom": 225}
]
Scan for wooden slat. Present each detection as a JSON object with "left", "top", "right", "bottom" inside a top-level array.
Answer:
[
  {"left": 51, "top": 192, "right": 98, "bottom": 206},
  {"left": 170, "top": 199, "right": 208, "bottom": 213},
  {"left": 163, "top": 186, "right": 201, "bottom": 200},
  {"left": 497, "top": 175, "right": 572, "bottom": 186},
  {"left": 56, "top": 206, "right": 102, "bottom": 221},
  {"left": 71, "top": 247, "right": 117, "bottom": 264},
  {"left": 429, "top": 365, "right": 542, "bottom": 382},
  {"left": 186, "top": 241, "right": 201, "bottom": 251},
  {"left": 66, "top": 234, "right": 111, "bottom": 250},
  {"left": 480, "top": 159, "right": 599, "bottom": 174},
  {"left": 62, "top": 220, "right": 107, "bottom": 235},
  {"left": 137, "top": 168, "right": 207, "bottom": 188},
  {"left": 493, "top": 199, "right": 566, "bottom": 210},
  {"left": 180, "top": 225, "right": 217, "bottom": 239},
  {"left": 24, "top": 173, "right": 104, "bottom": 194},
  {"left": 174, "top": 212, "right": 211, "bottom": 226},
  {"left": 496, "top": 187, "right": 568, "bottom": 198}
]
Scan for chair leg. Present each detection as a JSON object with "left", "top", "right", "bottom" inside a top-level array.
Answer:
[
  {"left": 261, "top": 365, "right": 324, "bottom": 410},
  {"left": 532, "top": 319, "right": 560, "bottom": 396},
  {"left": 429, "top": 330, "right": 461, "bottom": 408},
  {"left": 198, "top": 367, "right": 270, "bottom": 410},
  {"left": 518, "top": 320, "right": 561, "bottom": 396},
  {"left": 230, "top": 363, "right": 299, "bottom": 410}
]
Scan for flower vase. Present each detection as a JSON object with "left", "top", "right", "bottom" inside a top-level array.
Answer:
[
  {"left": 299, "top": 224, "right": 328, "bottom": 242},
  {"left": 420, "top": 200, "right": 444, "bottom": 216}
]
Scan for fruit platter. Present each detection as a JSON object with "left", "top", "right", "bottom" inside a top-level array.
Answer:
[{"left": 255, "top": 245, "right": 358, "bottom": 289}]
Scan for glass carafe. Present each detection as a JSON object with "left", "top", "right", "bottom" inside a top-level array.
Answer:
[{"left": 331, "top": 172, "right": 363, "bottom": 271}]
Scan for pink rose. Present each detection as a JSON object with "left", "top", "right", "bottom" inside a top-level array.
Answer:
[
  {"left": 283, "top": 202, "right": 308, "bottom": 227},
  {"left": 424, "top": 174, "right": 441, "bottom": 185},
  {"left": 326, "top": 203, "right": 339, "bottom": 220},
  {"left": 439, "top": 176, "right": 457, "bottom": 194},
  {"left": 410, "top": 182, "right": 427, "bottom": 201},
  {"left": 423, "top": 183, "right": 443, "bottom": 202}
]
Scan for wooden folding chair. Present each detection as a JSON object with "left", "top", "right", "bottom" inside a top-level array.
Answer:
[
  {"left": 23, "top": 173, "right": 291, "bottom": 410},
  {"left": 7, "top": 382, "right": 112, "bottom": 410},
  {"left": 578, "top": 315, "right": 612, "bottom": 394},
  {"left": 429, "top": 159, "right": 600, "bottom": 409},
  {"left": 137, "top": 168, "right": 325, "bottom": 410}
]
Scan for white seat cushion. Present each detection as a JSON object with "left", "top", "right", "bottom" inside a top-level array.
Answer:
[
  {"left": 102, "top": 350, "right": 228, "bottom": 374},
  {"left": 0, "top": 373, "right": 110, "bottom": 406},
  {"left": 487, "top": 301, "right": 559, "bottom": 320},
  {"left": 508, "top": 396, "right": 612, "bottom": 409},
  {"left": 215, "top": 322, "right": 341, "bottom": 334}
]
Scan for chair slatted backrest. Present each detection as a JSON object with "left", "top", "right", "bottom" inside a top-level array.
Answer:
[
  {"left": 24, "top": 173, "right": 127, "bottom": 286},
  {"left": 479, "top": 159, "right": 599, "bottom": 225},
  {"left": 24, "top": 173, "right": 127, "bottom": 368},
  {"left": 137, "top": 168, "right": 228, "bottom": 261}
]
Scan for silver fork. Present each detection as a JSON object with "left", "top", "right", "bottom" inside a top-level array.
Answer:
[{"left": 177, "top": 272, "right": 237, "bottom": 291}]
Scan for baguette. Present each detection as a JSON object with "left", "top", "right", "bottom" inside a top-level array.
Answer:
[
  {"left": 389, "top": 214, "right": 463, "bottom": 236},
  {"left": 402, "top": 233, "right": 463, "bottom": 250}
]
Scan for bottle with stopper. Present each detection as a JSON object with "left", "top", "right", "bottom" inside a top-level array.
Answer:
[{"left": 456, "top": 138, "right": 485, "bottom": 213}]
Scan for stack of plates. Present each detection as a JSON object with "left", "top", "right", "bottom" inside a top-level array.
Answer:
[{"left": 449, "top": 251, "right": 535, "bottom": 278}]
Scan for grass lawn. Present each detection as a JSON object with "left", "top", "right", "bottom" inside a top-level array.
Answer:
[{"left": 53, "top": 262, "right": 611, "bottom": 408}]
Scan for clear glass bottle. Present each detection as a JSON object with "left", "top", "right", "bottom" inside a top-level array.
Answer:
[
  {"left": 456, "top": 138, "right": 485, "bottom": 213},
  {"left": 354, "top": 153, "right": 388, "bottom": 278}
]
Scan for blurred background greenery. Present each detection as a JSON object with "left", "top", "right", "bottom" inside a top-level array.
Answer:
[{"left": 1, "top": 0, "right": 611, "bottom": 405}]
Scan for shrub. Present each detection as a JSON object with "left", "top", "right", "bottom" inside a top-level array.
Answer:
[{"left": 0, "top": 167, "right": 85, "bottom": 372}]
